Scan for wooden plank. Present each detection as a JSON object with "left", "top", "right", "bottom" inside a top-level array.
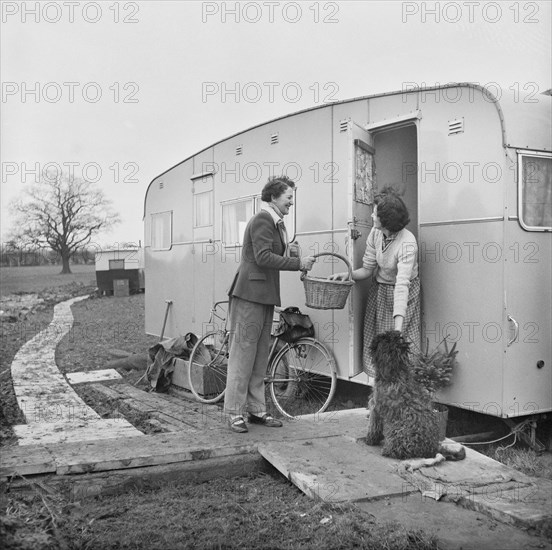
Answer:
[
  {"left": 116, "top": 381, "right": 222, "bottom": 422},
  {"left": 114, "top": 383, "right": 200, "bottom": 412},
  {"left": 15, "top": 395, "right": 100, "bottom": 425},
  {"left": 118, "top": 398, "right": 158, "bottom": 416},
  {"left": 258, "top": 436, "right": 408, "bottom": 503},
  {"left": 6, "top": 454, "right": 270, "bottom": 502},
  {"left": 149, "top": 412, "right": 201, "bottom": 432},
  {"left": 6, "top": 295, "right": 134, "bottom": 446},
  {"left": 66, "top": 369, "right": 122, "bottom": 384},
  {"left": 86, "top": 383, "right": 207, "bottom": 430},
  {"left": 1, "top": 409, "right": 369, "bottom": 477},
  {"left": 55, "top": 439, "right": 258, "bottom": 475},
  {"left": 113, "top": 383, "right": 223, "bottom": 428},
  {"left": 462, "top": 479, "right": 552, "bottom": 536},
  {"left": 0, "top": 445, "right": 56, "bottom": 477},
  {"left": 13, "top": 419, "right": 143, "bottom": 446},
  {"left": 53, "top": 409, "right": 369, "bottom": 475},
  {"left": 86, "top": 383, "right": 159, "bottom": 415},
  {"left": 86, "top": 383, "right": 124, "bottom": 400}
]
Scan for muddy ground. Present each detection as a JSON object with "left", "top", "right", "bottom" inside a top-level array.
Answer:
[{"left": 1, "top": 273, "right": 551, "bottom": 549}]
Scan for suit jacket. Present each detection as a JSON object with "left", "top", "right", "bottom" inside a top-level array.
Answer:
[{"left": 228, "top": 210, "right": 301, "bottom": 306}]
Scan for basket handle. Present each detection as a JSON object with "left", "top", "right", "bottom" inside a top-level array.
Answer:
[{"left": 300, "top": 252, "right": 353, "bottom": 282}]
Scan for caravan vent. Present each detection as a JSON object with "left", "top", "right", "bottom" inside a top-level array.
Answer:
[
  {"left": 270, "top": 133, "right": 279, "bottom": 145},
  {"left": 339, "top": 120, "right": 349, "bottom": 133},
  {"left": 159, "top": 181, "right": 164, "bottom": 189},
  {"left": 236, "top": 145, "right": 243, "bottom": 156},
  {"left": 448, "top": 118, "right": 464, "bottom": 135}
]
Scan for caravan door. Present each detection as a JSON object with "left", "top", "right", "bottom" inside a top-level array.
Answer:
[
  {"left": 348, "top": 122, "right": 375, "bottom": 378},
  {"left": 503, "top": 152, "right": 552, "bottom": 417}
]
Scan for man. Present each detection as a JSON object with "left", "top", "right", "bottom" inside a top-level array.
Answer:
[{"left": 224, "top": 175, "right": 315, "bottom": 433}]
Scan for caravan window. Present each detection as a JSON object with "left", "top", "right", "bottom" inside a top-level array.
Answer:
[
  {"left": 109, "top": 259, "right": 124, "bottom": 270},
  {"left": 221, "top": 198, "right": 255, "bottom": 246},
  {"left": 519, "top": 153, "right": 552, "bottom": 230},
  {"left": 151, "top": 211, "right": 172, "bottom": 250},
  {"left": 221, "top": 193, "right": 296, "bottom": 247},
  {"left": 194, "top": 191, "right": 213, "bottom": 227}
]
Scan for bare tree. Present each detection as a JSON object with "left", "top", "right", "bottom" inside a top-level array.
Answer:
[{"left": 10, "top": 173, "right": 120, "bottom": 274}]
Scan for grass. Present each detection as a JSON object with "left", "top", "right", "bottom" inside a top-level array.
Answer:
[
  {"left": 472, "top": 444, "right": 552, "bottom": 480},
  {"left": 446, "top": 406, "right": 552, "bottom": 480},
  {"left": 2, "top": 472, "right": 438, "bottom": 550},
  {"left": 0, "top": 265, "right": 96, "bottom": 297}
]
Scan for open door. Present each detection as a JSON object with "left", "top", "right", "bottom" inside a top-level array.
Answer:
[
  {"left": 347, "top": 121, "right": 419, "bottom": 380},
  {"left": 348, "top": 122, "right": 375, "bottom": 378}
]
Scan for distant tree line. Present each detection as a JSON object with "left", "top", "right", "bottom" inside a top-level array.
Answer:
[{"left": 0, "top": 242, "right": 96, "bottom": 267}]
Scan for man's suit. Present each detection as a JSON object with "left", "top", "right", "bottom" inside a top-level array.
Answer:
[
  {"left": 224, "top": 209, "right": 302, "bottom": 416},
  {"left": 227, "top": 210, "right": 301, "bottom": 306}
]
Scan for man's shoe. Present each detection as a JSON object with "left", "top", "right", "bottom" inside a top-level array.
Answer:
[
  {"left": 248, "top": 413, "right": 283, "bottom": 428},
  {"left": 229, "top": 416, "right": 248, "bottom": 433}
]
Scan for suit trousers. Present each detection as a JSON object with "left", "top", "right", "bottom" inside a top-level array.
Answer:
[{"left": 223, "top": 296, "right": 274, "bottom": 417}]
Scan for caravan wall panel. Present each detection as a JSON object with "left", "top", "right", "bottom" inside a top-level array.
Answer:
[
  {"left": 420, "top": 222, "right": 505, "bottom": 412},
  {"left": 418, "top": 89, "right": 504, "bottom": 224}
]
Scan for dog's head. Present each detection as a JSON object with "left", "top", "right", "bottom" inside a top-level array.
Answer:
[{"left": 369, "top": 330, "right": 411, "bottom": 381}]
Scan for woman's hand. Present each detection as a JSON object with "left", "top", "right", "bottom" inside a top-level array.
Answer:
[
  {"left": 300, "top": 256, "right": 316, "bottom": 271},
  {"left": 394, "top": 315, "right": 404, "bottom": 332},
  {"left": 328, "top": 272, "right": 348, "bottom": 281}
]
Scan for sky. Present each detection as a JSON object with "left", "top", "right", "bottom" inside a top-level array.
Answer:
[{"left": 1, "top": 0, "right": 551, "bottom": 249}]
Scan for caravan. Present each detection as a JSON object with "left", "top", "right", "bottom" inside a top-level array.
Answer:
[{"left": 143, "top": 83, "right": 551, "bottom": 429}]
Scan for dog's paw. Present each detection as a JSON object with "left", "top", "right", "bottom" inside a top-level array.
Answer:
[
  {"left": 438, "top": 442, "right": 466, "bottom": 461},
  {"left": 365, "top": 433, "right": 383, "bottom": 446}
]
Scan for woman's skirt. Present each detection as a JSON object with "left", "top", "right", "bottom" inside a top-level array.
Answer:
[{"left": 362, "top": 277, "right": 421, "bottom": 379}]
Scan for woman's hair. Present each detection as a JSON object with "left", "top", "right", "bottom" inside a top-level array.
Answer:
[
  {"left": 374, "top": 187, "right": 410, "bottom": 232},
  {"left": 261, "top": 175, "right": 295, "bottom": 202}
]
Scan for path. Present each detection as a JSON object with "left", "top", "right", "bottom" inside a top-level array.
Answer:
[
  {"left": 10, "top": 296, "right": 143, "bottom": 445},
  {"left": 3, "top": 296, "right": 551, "bottom": 548}
]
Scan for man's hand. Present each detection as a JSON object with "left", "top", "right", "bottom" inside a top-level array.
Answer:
[{"left": 300, "top": 256, "right": 316, "bottom": 271}]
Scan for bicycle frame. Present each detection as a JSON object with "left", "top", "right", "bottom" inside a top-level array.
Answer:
[{"left": 188, "top": 301, "right": 336, "bottom": 415}]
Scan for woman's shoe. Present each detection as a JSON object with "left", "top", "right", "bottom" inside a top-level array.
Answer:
[
  {"left": 229, "top": 416, "right": 248, "bottom": 433},
  {"left": 248, "top": 413, "right": 282, "bottom": 428}
]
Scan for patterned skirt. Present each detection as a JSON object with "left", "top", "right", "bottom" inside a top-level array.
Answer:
[{"left": 362, "top": 277, "right": 421, "bottom": 378}]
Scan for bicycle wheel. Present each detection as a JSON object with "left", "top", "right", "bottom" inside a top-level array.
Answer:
[
  {"left": 267, "top": 337, "right": 337, "bottom": 418},
  {"left": 187, "top": 330, "right": 228, "bottom": 403}
]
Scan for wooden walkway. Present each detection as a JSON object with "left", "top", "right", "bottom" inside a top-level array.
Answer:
[
  {"left": 10, "top": 296, "right": 142, "bottom": 445},
  {"left": 3, "top": 296, "right": 551, "bottom": 541}
]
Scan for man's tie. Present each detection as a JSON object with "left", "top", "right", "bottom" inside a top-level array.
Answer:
[{"left": 277, "top": 219, "right": 289, "bottom": 253}]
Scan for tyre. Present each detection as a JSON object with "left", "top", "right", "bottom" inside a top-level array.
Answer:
[
  {"left": 267, "top": 338, "right": 337, "bottom": 418},
  {"left": 187, "top": 330, "right": 228, "bottom": 403}
]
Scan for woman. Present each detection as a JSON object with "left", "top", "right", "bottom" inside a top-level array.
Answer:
[
  {"left": 330, "top": 187, "right": 420, "bottom": 376},
  {"left": 224, "top": 175, "right": 315, "bottom": 433}
]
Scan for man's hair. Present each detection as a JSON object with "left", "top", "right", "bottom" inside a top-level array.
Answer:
[
  {"left": 261, "top": 175, "right": 295, "bottom": 202},
  {"left": 374, "top": 187, "right": 410, "bottom": 232}
]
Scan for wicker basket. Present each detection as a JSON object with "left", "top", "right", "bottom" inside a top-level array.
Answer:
[{"left": 301, "top": 252, "right": 354, "bottom": 310}]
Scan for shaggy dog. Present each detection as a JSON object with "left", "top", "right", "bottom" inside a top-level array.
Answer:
[{"left": 365, "top": 330, "right": 440, "bottom": 459}]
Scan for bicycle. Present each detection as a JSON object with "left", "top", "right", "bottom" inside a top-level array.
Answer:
[{"left": 187, "top": 300, "right": 337, "bottom": 418}]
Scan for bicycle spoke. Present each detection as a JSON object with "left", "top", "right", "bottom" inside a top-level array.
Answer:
[
  {"left": 267, "top": 338, "right": 336, "bottom": 418},
  {"left": 188, "top": 331, "right": 228, "bottom": 403}
]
